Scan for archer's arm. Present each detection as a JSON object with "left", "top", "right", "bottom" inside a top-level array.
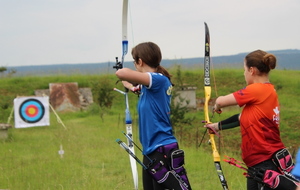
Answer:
[
  {"left": 116, "top": 68, "right": 150, "bottom": 86},
  {"left": 214, "top": 93, "right": 237, "bottom": 111},
  {"left": 204, "top": 113, "right": 240, "bottom": 132}
]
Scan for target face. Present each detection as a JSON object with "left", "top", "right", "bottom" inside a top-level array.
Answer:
[
  {"left": 14, "top": 96, "right": 50, "bottom": 128},
  {"left": 19, "top": 99, "right": 45, "bottom": 123}
]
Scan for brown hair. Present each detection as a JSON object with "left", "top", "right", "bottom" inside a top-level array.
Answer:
[
  {"left": 131, "top": 42, "right": 173, "bottom": 83},
  {"left": 245, "top": 50, "right": 277, "bottom": 74}
]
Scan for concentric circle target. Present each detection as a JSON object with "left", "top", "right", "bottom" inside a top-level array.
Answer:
[{"left": 19, "top": 98, "right": 45, "bottom": 123}]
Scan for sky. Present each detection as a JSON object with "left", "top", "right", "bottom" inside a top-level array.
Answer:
[{"left": 1, "top": 0, "right": 300, "bottom": 67}]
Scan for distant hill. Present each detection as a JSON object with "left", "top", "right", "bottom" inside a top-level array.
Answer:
[{"left": 7, "top": 49, "right": 300, "bottom": 76}]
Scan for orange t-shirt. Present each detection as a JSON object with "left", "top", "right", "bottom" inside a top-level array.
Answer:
[{"left": 233, "top": 83, "right": 285, "bottom": 167}]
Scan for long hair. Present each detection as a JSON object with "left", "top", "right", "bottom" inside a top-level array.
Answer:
[
  {"left": 131, "top": 42, "right": 173, "bottom": 84},
  {"left": 245, "top": 50, "right": 277, "bottom": 75}
]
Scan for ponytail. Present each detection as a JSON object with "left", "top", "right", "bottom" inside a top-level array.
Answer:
[{"left": 156, "top": 65, "right": 174, "bottom": 86}]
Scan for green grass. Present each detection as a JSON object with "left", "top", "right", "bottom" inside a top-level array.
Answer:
[
  {"left": 1, "top": 112, "right": 246, "bottom": 189},
  {"left": 0, "top": 69, "right": 299, "bottom": 189}
]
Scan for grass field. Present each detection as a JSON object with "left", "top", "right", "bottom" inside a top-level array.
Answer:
[
  {"left": 1, "top": 112, "right": 247, "bottom": 189},
  {"left": 0, "top": 69, "right": 299, "bottom": 189}
]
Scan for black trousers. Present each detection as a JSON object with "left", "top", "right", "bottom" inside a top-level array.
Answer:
[
  {"left": 142, "top": 151, "right": 166, "bottom": 190},
  {"left": 247, "top": 159, "right": 281, "bottom": 190},
  {"left": 142, "top": 143, "right": 191, "bottom": 190}
]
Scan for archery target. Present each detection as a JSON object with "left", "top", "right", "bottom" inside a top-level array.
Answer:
[
  {"left": 19, "top": 99, "right": 45, "bottom": 123},
  {"left": 14, "top": 97, "right": 50, "bottom": 128}
]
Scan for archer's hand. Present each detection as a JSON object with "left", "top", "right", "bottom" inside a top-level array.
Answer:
[
  {"left": 213, "top": 104, "right": 222, "bottom": 114},
  {"left": 121, "top": 81, "right": 141, "bottom": 95},
  {"left": 130, "top": 85, "right": 141, "bottom": 95},
  {"left": 121, "top": 81, "right": 132, "bottom": 88},
  {"left": 204, "top": 123, "right": 219, "bottom": 134}
]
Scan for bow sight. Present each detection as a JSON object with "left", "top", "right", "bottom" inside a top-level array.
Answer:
[{"left": 113, "top": 57, "right": 123, "bottom": 70}]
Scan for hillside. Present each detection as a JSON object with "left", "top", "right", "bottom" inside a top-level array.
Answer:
[{"left": 6, "top": 49, "right": 300, "bottom": 76}]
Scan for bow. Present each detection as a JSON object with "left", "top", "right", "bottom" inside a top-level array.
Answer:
[
  {"left": 114, "top": 1, "right": 139, "bottom": 189},
  {"left": 203, "top": 22, "right": 229, "bottom": 190}
]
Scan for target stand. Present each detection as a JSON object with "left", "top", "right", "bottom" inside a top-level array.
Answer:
[{"left": 0, "top": 123, "right": 11, "bottom": 140}]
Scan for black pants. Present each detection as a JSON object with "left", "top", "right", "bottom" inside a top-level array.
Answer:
[
  {"left": 142, "top": 151, "right": 167, "bottom": 190},
  {"left": 142, "top": 143, "right": 191, "bottom": 190},
  {"left": 247, "top": 159, "right": 281, "bottom": 190}
]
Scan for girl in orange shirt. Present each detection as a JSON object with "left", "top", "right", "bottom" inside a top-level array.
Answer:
[{"left": 204, "top": 50, "right": 299, "bottom": 189}]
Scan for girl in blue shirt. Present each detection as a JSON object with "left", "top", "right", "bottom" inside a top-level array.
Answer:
[{"left": 116, "top": 42, "right": 191, "bottom": 190}]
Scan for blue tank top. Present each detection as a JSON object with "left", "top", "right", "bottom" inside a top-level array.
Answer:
[{"left": 138, "top": 72, "right": 177, "bottom": 155}]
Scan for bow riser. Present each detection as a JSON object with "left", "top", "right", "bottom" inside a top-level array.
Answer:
[{"left": 203, "top": 22, "right": 228, "bottom": 190}]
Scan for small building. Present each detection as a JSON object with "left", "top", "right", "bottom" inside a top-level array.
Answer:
[{"left": 174, "top": 86, "right": 197, "bottom": 109}]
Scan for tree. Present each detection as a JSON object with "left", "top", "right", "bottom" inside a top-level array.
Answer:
[
  {"left": 170, "top": 65, "right": 195, "bottom": 141},
  {"left": 91, "top": 77, "right": 115, "bottom": 121},
  {"left": 0, "top": 66, "right": 7, "bottom": 74}
]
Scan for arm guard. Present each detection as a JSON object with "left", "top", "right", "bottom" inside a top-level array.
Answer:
[{"left": 218, "top": 113, "right": 240, "bottom": 130}]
